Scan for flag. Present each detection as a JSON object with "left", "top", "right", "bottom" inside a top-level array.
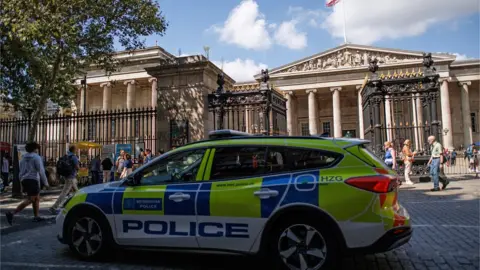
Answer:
[{"left": 326, "top": 0, "right": 341, "bottom": 7}]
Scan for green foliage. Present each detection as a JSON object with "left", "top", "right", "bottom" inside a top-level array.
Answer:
[{"left": 0, "top": 0, "right": 168, "bottom": 140}]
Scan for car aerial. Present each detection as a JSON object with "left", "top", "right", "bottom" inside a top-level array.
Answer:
[{"left": 56, "top": 129, "right": 411, "bottom": 270}]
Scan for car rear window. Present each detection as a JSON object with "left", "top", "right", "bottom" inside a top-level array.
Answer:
[{"left": 357, "top": 145, "right": 390, "bottom": 170}]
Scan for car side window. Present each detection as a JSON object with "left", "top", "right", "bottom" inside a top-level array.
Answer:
[
  {"left": 210, "top": 147, "right": 267, "bottom": 180},
  {"left": 286, "top": 148, "right": 340, "bottom": 171},
  {"left": 137, "top": 149, "right": 206, "bottom": 185}
]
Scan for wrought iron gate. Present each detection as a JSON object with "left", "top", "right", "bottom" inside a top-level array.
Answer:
[
  {"left": 208, "top": 70, "right": 287, "bottom": 135},
  {"left": 362, "top": 53, "right": 442, "bottom": 175}
]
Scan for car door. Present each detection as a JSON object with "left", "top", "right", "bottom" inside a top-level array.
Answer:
[
  {"left": 113, "top": 148, "right": 208, "bottom": 248},
  {"left": 195, "top": 146, "right": 289, "bottom": 253}
]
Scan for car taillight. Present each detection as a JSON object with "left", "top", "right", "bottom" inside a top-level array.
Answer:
[{"left": 345, "top": 175, "right": 397, "bottom": 193}]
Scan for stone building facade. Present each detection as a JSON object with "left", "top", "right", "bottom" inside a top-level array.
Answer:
[
  {"left": 257, "top": 44, "right": 479, "bottom": 151},
  {"left": 75, "top": 44, "right": 479, "bottom": 151}
]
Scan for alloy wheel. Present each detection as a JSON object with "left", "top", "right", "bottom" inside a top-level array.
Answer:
[
  {"left": 71, "top": 217, "right": 103, "bottom": 257},
  {"left": 277, "top": 224, "right": 327, "bottom": 270}
]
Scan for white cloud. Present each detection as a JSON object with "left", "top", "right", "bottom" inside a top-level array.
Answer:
[
  {"left": 452, "top": 53, "right": 470, "bottom": 60},
  {"left": 213, "top": 58, "right": 267, "bottom": 82},
  {"left": 274, "top": 21, "right": 308, "bottom": 50},
  {"left": 210, "top": 0, "right": 272, "bottom": 50},
  {"left": 322, "top": 0, "right": 479, "bottom": 44}
]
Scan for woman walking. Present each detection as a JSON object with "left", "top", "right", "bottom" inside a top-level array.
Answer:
[
  {"left": 5, "top": 142, "right": 49, "bottom": 224},
  {"left": 402, "top": 139, "right": 416, "bottom": 185},
  {"left": 120, "top": 154, "right": 133, "bottom": 178},
  {"left": 384, "top": 141, "right": 397, "bottom": 170}
]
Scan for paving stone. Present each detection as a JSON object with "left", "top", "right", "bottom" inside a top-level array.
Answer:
[{"left": 0, "top": 178, "right": 478, "bottom": 270}]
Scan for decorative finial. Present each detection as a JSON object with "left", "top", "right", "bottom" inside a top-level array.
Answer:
[
  {"left": 261, "top": 69, "right": 270, "bottom": 83},
  {"left": 368, "top": 58, "right": 379, "bottom": 74},
  {"left": 216, "top": 73, "right": 225, "bottom": 94},
  {"left": 422, "top": 52, "right": 434, "bottom": 68}
]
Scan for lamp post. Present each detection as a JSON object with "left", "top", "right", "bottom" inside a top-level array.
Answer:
[{"left": 81, "top": 75, "right": 87, "bottom": 140}]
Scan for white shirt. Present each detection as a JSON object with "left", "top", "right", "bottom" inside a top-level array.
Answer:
[{"left": 1, "top": 158, "right": 8, "bottom": 173}]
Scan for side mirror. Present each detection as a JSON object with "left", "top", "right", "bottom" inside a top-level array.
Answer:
[
  {"left": 183, "top": 172, "right": 194, "bottom": 182},
  {"left": 133, "top": 173, "right": 142, "bottom": 186}
]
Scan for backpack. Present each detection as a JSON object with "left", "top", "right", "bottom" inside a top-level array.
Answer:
[{"left": 57, "top": 155, "right": 74, "bottom": 177}]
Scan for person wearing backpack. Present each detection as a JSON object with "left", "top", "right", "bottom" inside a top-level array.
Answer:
[
  {"left": 466, "top": 143, "right": 475, "bottom": 172},
  {"left": 5, "top": 142, "right": 49, "bottom": 224},
  {"left": 49, "top": 145, "right": 80, "bottom": 214}
]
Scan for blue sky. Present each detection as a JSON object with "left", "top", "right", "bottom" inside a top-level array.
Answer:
[{"left": 124, "top": 0, "right": 480, "bottom": 82}]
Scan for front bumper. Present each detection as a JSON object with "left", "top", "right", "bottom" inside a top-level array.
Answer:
[
  {"left": 56, "top": 210, "right": 67, "bottom": 244},
  {"left": 350, "top": 226, "right": 412, "bottom": 254}
]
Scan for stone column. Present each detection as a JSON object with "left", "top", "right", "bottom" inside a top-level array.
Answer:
[
  {"left": 124, "top": 80, "right": 137, "bottom": 138},
  {"left": 245, "top": 106, "right": 250, "bottom": 133},
  {"left": 124, "top": 80, "right": 137, "bottom": 109},
  {"left": 385, "top": 95, "right": 393, "bottom": 141},
  {"left": 149, "top": 78, "right": 158, "bottom": 108},
  {"left": 306, "top": 89, "right": 318, "bottom": 135},
  {"left": 439, "top": 78, "right": 453, "bottom": 150},
  {"left": 415, "top": 93, "right": 424, "bottom": 151},
  {"left": 356, "top": 85, "right": 364, "bottom": 139},
  {"left": 460, "top": 81, "right": 473, "bottom": 146},
  {"left": 411, "top": 94, "right": 419, "bottom": 150},
  {"left": 330, "top": 87, "right": 342, "bottom": 138},
  {"left": 79, "top": 86, "right": 86, "bottom": 114},
  {"left": 100, "top": 82, "right": 112, "bottom": 111},
  {"left": 286, "top": 91, "right": 295, "bottom": 136}
]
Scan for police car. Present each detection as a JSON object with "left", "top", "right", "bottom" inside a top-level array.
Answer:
[{"left": 56, "top": 130, "right": 411, "bottom": 270}]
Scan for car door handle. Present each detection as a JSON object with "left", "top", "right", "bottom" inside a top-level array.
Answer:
[
  {"left": 254, "top": 189, "right": 279, "bottom": 199},
  {"left": 168, "top": 193, "right": 191, "bottom": 202}
]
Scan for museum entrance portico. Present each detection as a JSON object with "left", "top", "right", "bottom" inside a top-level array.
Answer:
[{"left": 259, "top": 43, "right": 480, "bottom": 151}]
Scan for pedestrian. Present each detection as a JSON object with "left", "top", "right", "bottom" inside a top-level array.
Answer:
[
  {"left": 49, "top": 145, "right": 80, "bottom": 214},
  {"left": 1, "top": 153, "right": 10, "bottom": 192},
  {"left": 144, "top": 149, "right": 153, "bottom": 164},
  {"left": 101, "top": 156, "right": 113, "bottom": 183},
  {"left": 451, "top": 149, "right": 457, "bottom": 166},
  {"left": 383, "top": 141, "right": 397, "bottom": 170},
  {"left": 90, "top": 155, "right": 101, "bottom": 184},
  {"left": 466, "top": 143, "right": 475, "bottom": 172},
  {"left": 5, "top": 142, "right": 50, "bottom": 224},
  {"left": 116, "top": 150, "right": 125, "bottom": 179},
  {"left": 137, "top": 148, "right": 144, "bottom": 165},
  {"left": 427, "top": 135, "right": 449, "bottom": 191},
  {"left": 156, "top": 149, "right": 164, "bottom": 157},
  {"left": 402, "top": 139, "right": 416, "bottom": 185},
  {"left": 120, "top": 154, "right": 133, "bottom": 178}
]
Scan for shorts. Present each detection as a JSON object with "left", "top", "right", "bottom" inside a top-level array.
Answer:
[{"left": 21, "top": 179, "right": 40, "bottom": 196}]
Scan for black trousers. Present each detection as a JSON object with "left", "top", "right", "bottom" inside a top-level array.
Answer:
[{"left": 91, "top": 171, "right": 100, "bottom": 185}]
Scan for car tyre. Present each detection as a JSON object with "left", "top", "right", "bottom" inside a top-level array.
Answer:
[
  {"left": 65, "top": 209, "right": 113, "bottom": 261},
  {"left": 266, "top": 216, "right": 340, "bottom": 270}
]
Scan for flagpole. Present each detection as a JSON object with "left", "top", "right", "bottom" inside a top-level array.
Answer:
[{"left": 342, "top": 0, "right": 347, "bottom": 43}]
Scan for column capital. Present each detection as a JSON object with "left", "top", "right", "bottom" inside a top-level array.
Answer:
[
  {"left": 458, "top": 81, "right": 472, "bottom": 87},
  {"left": 330, "top": 87, "right": 342, "bottom": 92},
  {"left": 123, "top": 80, "right": 137, "bottom": 86},
  {"left": 438, "top": 77, "right": 452, "bottom": 83},
  {"left": 306, "top": 89, "right": 317, "bottom": 94},
  {"left": 100, "top": 82, "right": 113, "bottom": 88},
  {"left": 148, "top": 77, "right": 158, "bottom": 83}
]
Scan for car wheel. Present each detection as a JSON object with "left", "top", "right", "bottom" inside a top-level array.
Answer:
[
  {"left": 267, "top": 217, "right": 339, "bottom": 270},
  {"left": 66, "top": 210, "right": 112, "bottom": 260}
]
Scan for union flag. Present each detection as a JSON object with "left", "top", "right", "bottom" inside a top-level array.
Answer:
[{"left": 326, "top": 0, "right": 341, "bottom": 7}]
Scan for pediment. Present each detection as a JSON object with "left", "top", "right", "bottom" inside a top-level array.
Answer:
[{"left": 269, "top": 44, "right": 455, "bottom": 75}]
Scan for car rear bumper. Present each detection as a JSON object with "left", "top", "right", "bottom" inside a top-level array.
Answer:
[{"left": 349, "top": 226, "right": 412, "bottom": 254}]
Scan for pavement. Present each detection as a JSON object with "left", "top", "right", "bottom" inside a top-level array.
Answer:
[{"left": 0, "top": 176, "right": 479, "bottom": 270}]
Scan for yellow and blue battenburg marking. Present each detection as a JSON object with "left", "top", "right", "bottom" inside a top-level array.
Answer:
[{"left": 75, "top": 169, "right": 322, "bottom": 219}]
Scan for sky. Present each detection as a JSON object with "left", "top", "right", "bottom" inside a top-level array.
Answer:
[{"left": 123, "top": 0, "right": 480, "bottom": 82}]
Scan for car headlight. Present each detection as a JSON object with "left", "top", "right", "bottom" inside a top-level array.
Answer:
[{"left": 60, "top": 195, "right": 74, "bottom": 209}]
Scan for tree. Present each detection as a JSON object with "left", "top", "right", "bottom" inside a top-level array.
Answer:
[{"left": 0, "top": 0, "right": 168, "bottom": 141}]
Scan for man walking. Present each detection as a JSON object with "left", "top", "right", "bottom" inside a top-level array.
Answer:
[
  {"left": 90, "top": 155, "right": 101, "bottom": 184},
  {"left": 5, "top": 142, "right": 49, "bottom": 224},
  {"left": 49, "top": 145, "right": 79, "bottom": 214},
  {"left": 1, "top": 154, "right": 10, "bottom": 192},
  {"left": 427, "top": 135, "right": 449, "bottom": 191}
]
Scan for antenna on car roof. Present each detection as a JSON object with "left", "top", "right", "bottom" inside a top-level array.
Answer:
[{"left": 208, "top": 129, "right": 253, "bottom": 139}]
